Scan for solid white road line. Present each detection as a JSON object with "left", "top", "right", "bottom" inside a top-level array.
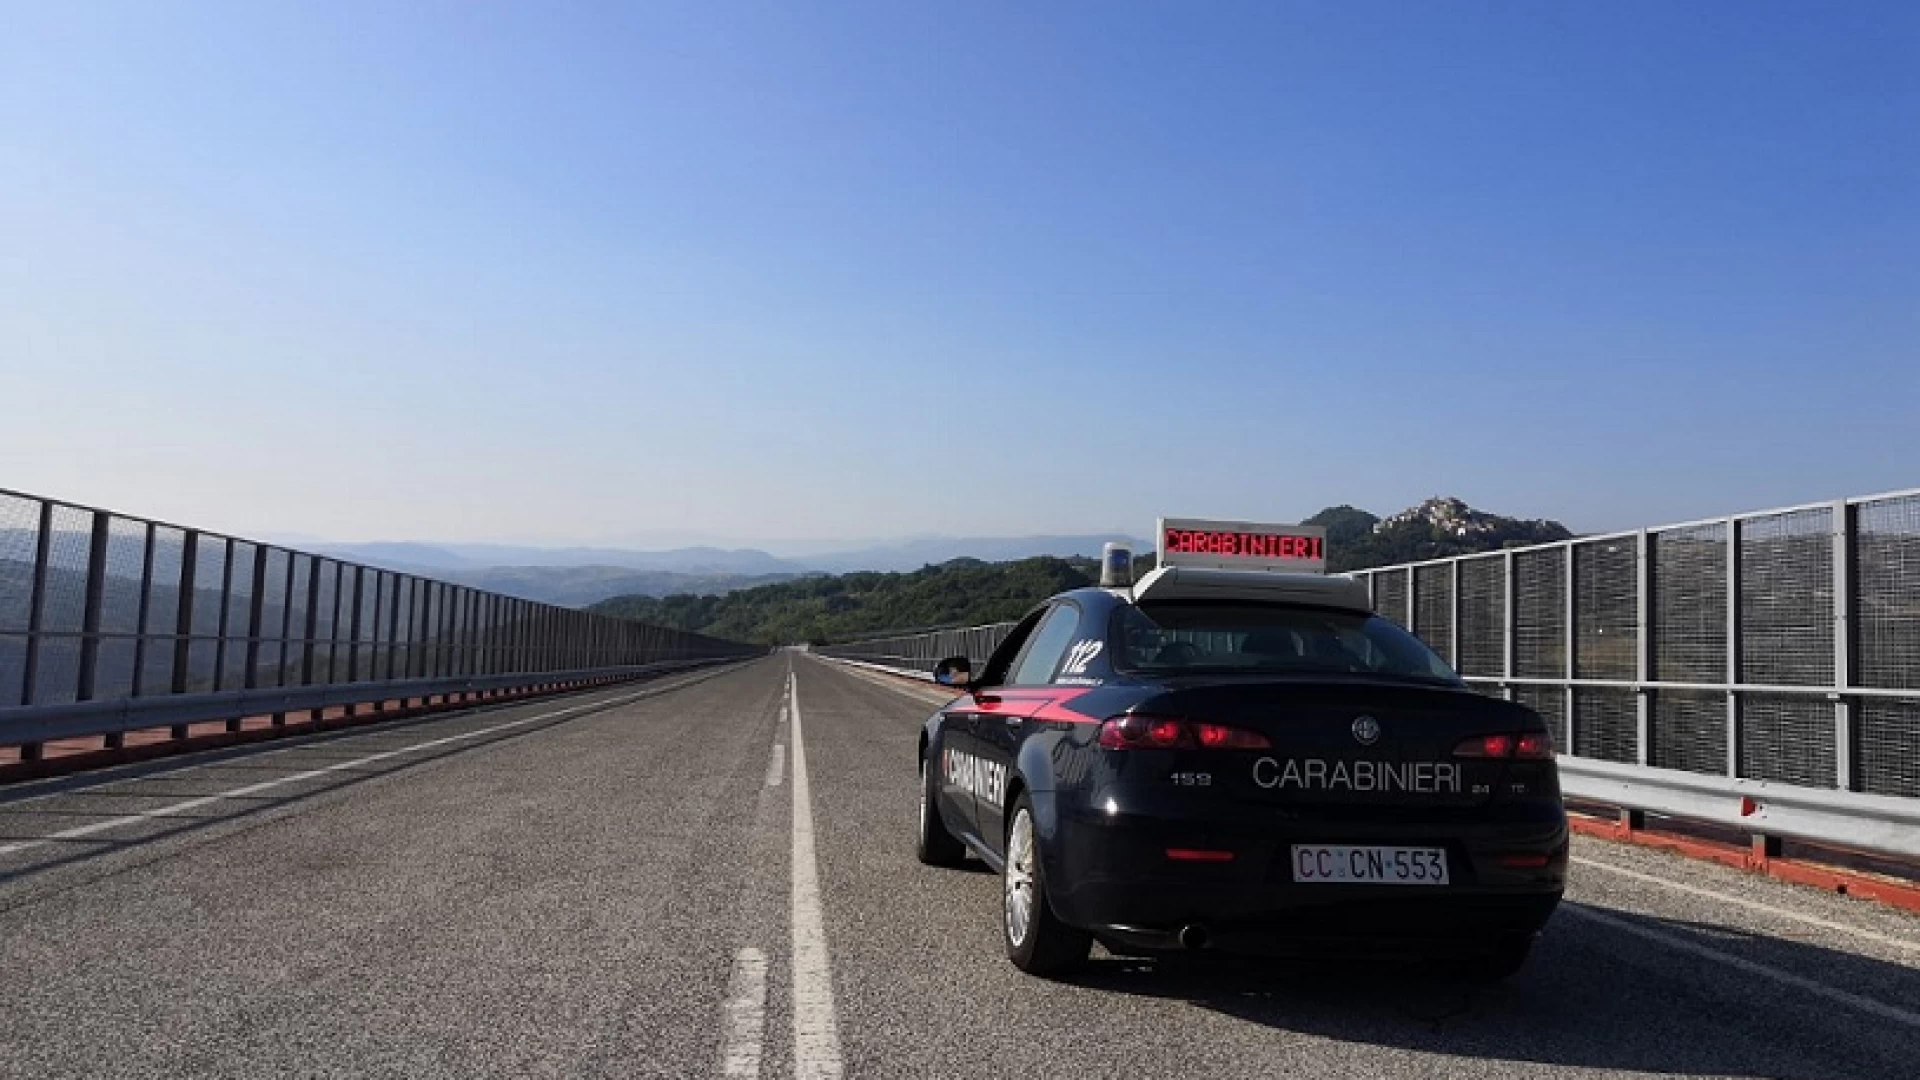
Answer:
[
  {"left": 1564, "top": 905, "right": 1920, "bottom": 1031},
  {"left": 0, "top": 670, "right": 725, "bottom": 859},
  {"left": 718, "top": 946, "right": 769, "bottom": 1078},
  {"left": 1572, "top": 855, "right": 1920, "bottom": 956},
  {"left": 765, "top": 742, "right": 786, "bottom": 788},
  {"left": 788, "top": 670, "right": 844, "bottom": 1080}
]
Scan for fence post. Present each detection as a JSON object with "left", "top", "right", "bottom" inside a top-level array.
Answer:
[
  {"left": 301, "top": 557, "right": 322, "bottom": 720},
  {"left": 1502, "top": 550, "right": 1516, "bottom": 703},
  {"left": 1726, "top": 517, "right": 1742, "bottom": 778},
  {"left": 117, "top": 522, "right": 157, "bottom": 749},
  {"left": 1448, "top": 559, "right": 1461, "bottom": 670},
  {"left": 75, "top": 511, "right": 111, "bottom": 705},
  {"left": 1405, "top": 565, "right": 1417, "bottom": 636},
  {"left": 170, "top": 530, "right": 199, "bottom": 738},
  {"left": 327, "top": 562, "right": 346, "bottom": 688},
  {"left": 273, "top": 553, "right": 296, "bottom": 724},
  {"left": 1563, "top": 540, "right": 1577, "bottom": 756},
  {"left": 245, "top": 549, "right": 268, "bottom": 692},
  {"left": 19, "top": 501, "right": 54, "bottom": 716},
  {"left": 1833, "top": 500, "right": 1853, "bottom": 791},
  {"left": 211, "top": 538, "right": 234, "bottom": 694},
  {"left": 1636, "top": 529, "right": 1651, "bottom": 767},
  {"left": 345, "top": 565, "right": 364, "bottom": 716},
  {"left": 385, "top": 575, "right": 403, "bottom": 684}
]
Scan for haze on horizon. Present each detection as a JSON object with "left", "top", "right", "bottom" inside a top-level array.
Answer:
[{"left": 4, "top": 3, "right": 1914, "bottom": 550}]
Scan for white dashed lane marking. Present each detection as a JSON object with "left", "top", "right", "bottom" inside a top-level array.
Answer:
[
  {"left": 765, "top": 742, "right": 786, "bottom": 788},
  {"left": 718, "top": 946, "right": 768, "bottom": 1078}
]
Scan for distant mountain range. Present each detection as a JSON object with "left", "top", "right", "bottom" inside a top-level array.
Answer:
[
  {"left": 586, "top": 497, "right": 1579, "bottom": 643},
  {"left": 435, "top": 566, "right": 803, "bottom": 608},
  {"left": 305, "top": 533, "right": 1151, "bottom": 607},
  {"left": 3, "top": 497, "right": 1575, "bottom": 614},
  {"left": 307, "top": 541, "right": 800, "bottom": 577}
]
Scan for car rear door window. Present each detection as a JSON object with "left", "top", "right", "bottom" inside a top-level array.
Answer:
[{"left": 1009, "top": 604, "right": 1082, "bottom": 687}]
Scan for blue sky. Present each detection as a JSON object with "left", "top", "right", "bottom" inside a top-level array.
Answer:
[{"left": 4, "top": 2, "right": 1914, "bottom": 548}]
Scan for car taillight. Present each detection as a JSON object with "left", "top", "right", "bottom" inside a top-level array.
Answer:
[
  {"left": 1455, "top": 734, "right": 1513, "bottom": 758},
  {"left": 1097, "top": 716, "right": 1270, "bottom": 750},
  {"left": 1098, "top": 715, "right": 1190, "bottom": 749},
  {"left": 1194, "top": 722, "right": 1271, "bottom": 750},
  {"left": 1454, "top": 732, "right": 1555, "bottom": 759}
]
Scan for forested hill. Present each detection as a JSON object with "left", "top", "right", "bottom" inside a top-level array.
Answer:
[
  {"left": 587, "top": 557, "right": 1099, "bottom": 645},
  {"left": 588, "top": 497, "right": 1574, "bottom": 644},
  {"left": 1307, "top": 498, "right": 1573, "bottom": 572}
]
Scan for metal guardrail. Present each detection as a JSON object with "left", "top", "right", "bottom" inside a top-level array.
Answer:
[
  {"left": 0, "top": 657, "right": 736, "bottom": 747},
  {"left": 0, "top": 486, "right": 760, "bottom": 758},
  {"left": 816, "top": 485, "right": 1920, "bottom": 861},
  {"left": 1556, "top": 757, "right": 1920, "bottom": 860}
]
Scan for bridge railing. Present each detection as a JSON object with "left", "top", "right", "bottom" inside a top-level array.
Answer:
[
  {"left": 0, "top": 487, "right": 759, "bottom": 760},
  {"left": 817, "top": 486, "right": 1920, "bottom": 859},
  {"left": 820, "top": 624, "right": 1019, "bottom": 676},
  {"left": 1345, "top": 487, "right": 1920, "bottom": 803}
]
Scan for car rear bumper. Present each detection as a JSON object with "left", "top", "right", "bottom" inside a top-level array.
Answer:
[{"left": 1046, "top": 798, "right": 1567, "bottom": 952}]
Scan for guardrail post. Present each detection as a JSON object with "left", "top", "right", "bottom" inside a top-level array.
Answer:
[
  {"left": 1726, "top": 517, "right": 1741, "bottom": 778},
  {"left": 75, "top": 511, "right": 111, "bottom": 707},
  {"left": 1833, "top": 499, "right": 1853, "bottom": 791},
  {"left": 1635, "top": 528, "right": 1650, "bottom": 767},
  {"left": 170, "top": 530, "right": 199, "bottom": 739}
]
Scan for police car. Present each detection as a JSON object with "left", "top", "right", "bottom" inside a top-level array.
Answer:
[{"left": 914, "top": 518, "right": 1567, "bottom": 979}]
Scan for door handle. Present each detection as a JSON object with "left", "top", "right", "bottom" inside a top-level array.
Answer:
[{"left": 1003, "top": 715, "right": 1023, "bottom": 729}]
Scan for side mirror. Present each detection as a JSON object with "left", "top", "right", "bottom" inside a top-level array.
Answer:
[{"left": 932, "top": 656, "right": 973, "bottom": 688}]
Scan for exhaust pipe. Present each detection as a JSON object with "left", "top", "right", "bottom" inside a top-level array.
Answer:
[{"left": 1177, "top": 924, "right": 1209, "bottom": 950}]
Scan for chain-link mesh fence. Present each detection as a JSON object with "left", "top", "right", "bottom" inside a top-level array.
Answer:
[{"left": 1457, "top": 555, "right": 1505, "bottom": 680}]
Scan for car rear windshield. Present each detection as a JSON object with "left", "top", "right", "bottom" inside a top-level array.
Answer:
[{"left": 1110, "top": 601, "right": 1460, "bottom": 684}]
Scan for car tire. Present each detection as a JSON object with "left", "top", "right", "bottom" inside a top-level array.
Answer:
[
  {"left": 1002, "top": 794, "right": 1091, "bottom": 977},
  {"left": 916, "top": 754, "right": 967, "bottom": 867},
  {"left": 1464, "top": 935, "right": 1534, "bottom": 983}
]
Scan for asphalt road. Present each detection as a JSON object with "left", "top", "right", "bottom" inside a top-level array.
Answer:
[{"left": 2, "top": 654, "right": 1916, "bottom": 1079}]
